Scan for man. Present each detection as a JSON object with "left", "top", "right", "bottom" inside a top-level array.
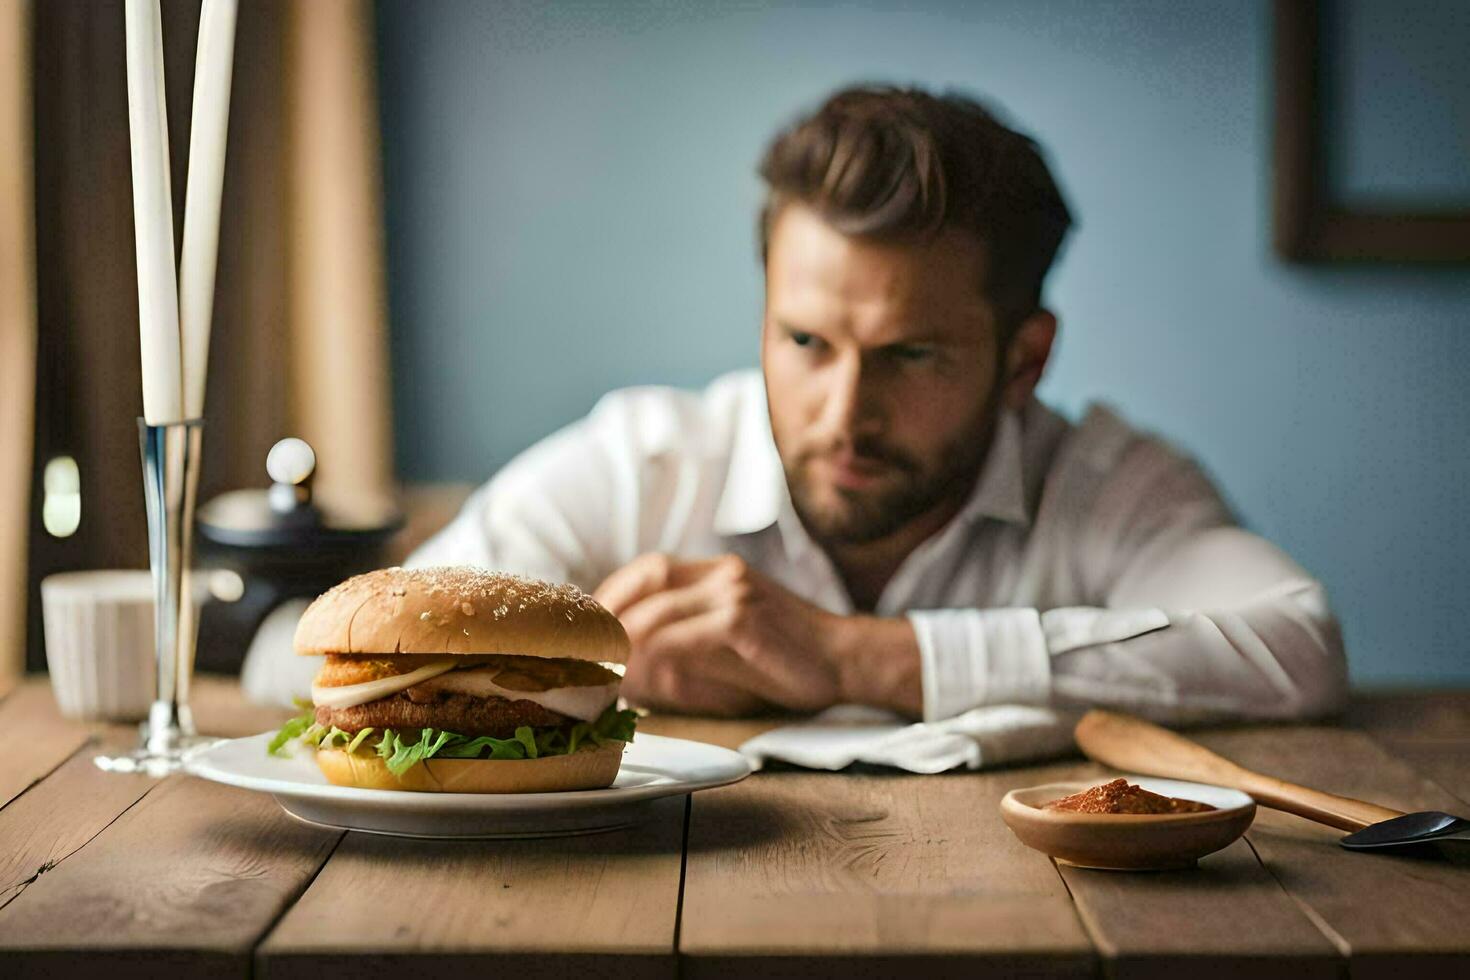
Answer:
[{"left": 412, "top": 86, "right": 1347, "bottom": 724}]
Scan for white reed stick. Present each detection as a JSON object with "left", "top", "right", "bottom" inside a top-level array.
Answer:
[
  {"left": 178, "top": 0, "right": 238, "bottom": 420},
  {"left": 124, "top": 0, "right": 183, "bottom": 424}
]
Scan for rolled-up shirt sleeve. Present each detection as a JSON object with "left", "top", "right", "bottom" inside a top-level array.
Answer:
[
  {"left": 1049, "top": 528, "right": 1347, "bottom": 724},
  {"left": 908, "top": 435, "right": 1349, "bottom": 725},
  {"left": 909, "top": 531, "right": 1347, "bottom": 725},
  {"left": 909, "top": 608, "right": 1050, "bottom": 722}
]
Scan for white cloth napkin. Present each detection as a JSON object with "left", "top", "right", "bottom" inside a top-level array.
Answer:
[{"left": 737, "top": 704, "right": 1082, "bottom": 774}]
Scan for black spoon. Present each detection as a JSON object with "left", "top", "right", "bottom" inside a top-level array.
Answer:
[{"left": 1340, "top": 810, "right": 1470, "bottom": 851}]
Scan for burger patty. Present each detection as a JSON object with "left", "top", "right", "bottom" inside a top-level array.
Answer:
[{"left": 316, "top": 689, "right": 569, "bottom": 739}]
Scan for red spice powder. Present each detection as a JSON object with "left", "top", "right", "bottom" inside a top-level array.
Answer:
[{"left": 1045, "top": 777, "right": 1216, "bottom": 814}]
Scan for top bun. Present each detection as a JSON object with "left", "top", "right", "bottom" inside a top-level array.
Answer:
[{"left": 294, "top": 566, "right": 629, "bottom": 665}]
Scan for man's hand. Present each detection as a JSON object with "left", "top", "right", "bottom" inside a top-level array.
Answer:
[{"left": 595, "top": 553, "right": 844, "bottom": 716}]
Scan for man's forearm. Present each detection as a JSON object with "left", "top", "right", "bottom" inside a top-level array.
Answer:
[{"left": 823, "top": 614, "right": 924, "bottom": 718}]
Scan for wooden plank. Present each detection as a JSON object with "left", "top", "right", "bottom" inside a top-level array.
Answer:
[
  {"left": 0, "top": 675, "right": 290, "bottom": 916},
  {"left": 637, "top": 713, "right": 785, "bottom": 751},
  {"left": 0, "top": 680, "right": 93, "bottom": 810},
  {"left": 1349, "top": 691, "right": 1470, "bottom": 806},
  {"left": 679, "top": 762, "right": 1097, "bottom": 979},
  {"left": 0, "top": 771, "right": 341, "bottom": 980},
  {"left": 1057, "top": 835, "right": 1341, "bottom": 980},
  {"left": 1195, "top": 726, "right": 1470, "bottom": 978},
  {"left": 0, "top": 728, "right": 157, "bottom": 913},
  {"left": 258, "top": 796, "right": 686, "bottom": 980},
  {"left": 1370, "top": 739, "right": 1470, "bottom": 806},
  {"left": 0, "top": 673, "right": 291, "bottom": 815}
]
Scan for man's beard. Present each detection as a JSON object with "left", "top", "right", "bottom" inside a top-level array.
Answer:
[{"left": 782, "top": 425, "right": 994, "bottom": 547}]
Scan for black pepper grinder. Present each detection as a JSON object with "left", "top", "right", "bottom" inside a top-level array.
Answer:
[{"left": 195, "top": 438, "right": 403, "bottom": 696}]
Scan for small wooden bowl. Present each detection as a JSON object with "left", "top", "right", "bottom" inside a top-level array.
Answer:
[{"left": 1000, "top": 776, "right": 1256, "bottom": 871}]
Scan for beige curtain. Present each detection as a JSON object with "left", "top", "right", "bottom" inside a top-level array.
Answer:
[
  {"left": 20, "top": 0, "right": 394, "bottom": 672},
  {"left": 0, "top": 0, "right": 36, "bottom": 682},
  {"left": 286, "top": 0, "right": 395, "bottom": 507}
]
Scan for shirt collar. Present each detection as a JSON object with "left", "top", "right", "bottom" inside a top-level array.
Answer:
[
  {"left": 954, "top": 405, "right": 1031, "bottom": 528},
  {"left": 712, "top": 383, "right": 1033, "bottom": 538}
]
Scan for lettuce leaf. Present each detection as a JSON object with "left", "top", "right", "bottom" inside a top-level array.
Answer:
[
  {"left": 345, "top": 727, "right": 376, "bottom": 754},
  {"left": 593, "top": 705, "right": 638, "bottom": 742},
  {"left": 514, "top": 726, "right": 539, "bottom": 759},
  {"left": 267, "top": 704, "right": 640, "bottom": 778},
  {"left": 322, "top": 726, "right": 358, "bottom": 749},
  {"left": 267, "top": 705, "right": 315, "bottom": 756},
  {"left": 383, "top": 728, "right": 455, "bottom": 774},
  {"left": 436, "top": 733, "right": 530, "bottom": 761}
]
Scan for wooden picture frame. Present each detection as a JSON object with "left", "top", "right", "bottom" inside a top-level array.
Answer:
[{"left": 1272, "top": 0, "right": 1470, "bottom": 262}]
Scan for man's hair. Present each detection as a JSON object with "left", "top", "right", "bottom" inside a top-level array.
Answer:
[{"left": 758, "top": 85, "right": 1072, "bottom": 333}]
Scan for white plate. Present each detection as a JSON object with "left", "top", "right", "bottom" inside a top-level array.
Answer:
[{"left": 186, "top": 732, "right": 751, "bottom": 839}]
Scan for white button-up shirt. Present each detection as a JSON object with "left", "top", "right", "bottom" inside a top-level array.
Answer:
[{"left": 411, "top": 370, "right": 1348, "bottom": 723}]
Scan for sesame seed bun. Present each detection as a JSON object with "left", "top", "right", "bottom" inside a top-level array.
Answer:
[{"left": 293, "top": 566, "right": 630, "bottom": 666}]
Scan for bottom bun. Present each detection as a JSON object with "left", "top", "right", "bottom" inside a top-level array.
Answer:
[{"left": 315, "top": 739, "right": 626, "bottom": 793}]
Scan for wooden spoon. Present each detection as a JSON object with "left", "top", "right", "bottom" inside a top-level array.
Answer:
[{"left": 1073, "top": 710, "right": 1401, "bottom": 832}]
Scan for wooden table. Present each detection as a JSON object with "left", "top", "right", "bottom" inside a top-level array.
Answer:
[{"left": 3, "top": 676, "right": 1468, "bottom": 979}]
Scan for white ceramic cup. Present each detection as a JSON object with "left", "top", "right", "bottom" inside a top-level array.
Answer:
[{"left": 41, "top": 570, "right": 159, "bottom": 722}]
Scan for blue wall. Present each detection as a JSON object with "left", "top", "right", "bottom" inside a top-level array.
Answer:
[{"left": 376, "top": 0, "right": 1470, "bottom": 686}]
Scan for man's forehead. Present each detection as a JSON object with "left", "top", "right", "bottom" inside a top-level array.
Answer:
[{"left": 765, "top": 205, "right": 995, "bottom": 340}]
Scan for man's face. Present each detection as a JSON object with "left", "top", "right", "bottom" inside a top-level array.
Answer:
[{"left": 762, "top": 203, "right": 1005, "bottom": 546}]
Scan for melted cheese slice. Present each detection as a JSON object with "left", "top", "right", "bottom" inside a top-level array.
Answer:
[
  {"left": 311, "top": 659, "right": 457, "bottom": 711},
  {"left": 310, "top": 660, "right": 618, "bottom": 722},
  {"left": 415, "top": 671, "right": 618, "bottom": 722}
]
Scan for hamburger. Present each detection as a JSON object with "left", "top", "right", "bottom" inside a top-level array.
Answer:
[{"left": 267, "top": 566, "right": 636, "bottom": 793}]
